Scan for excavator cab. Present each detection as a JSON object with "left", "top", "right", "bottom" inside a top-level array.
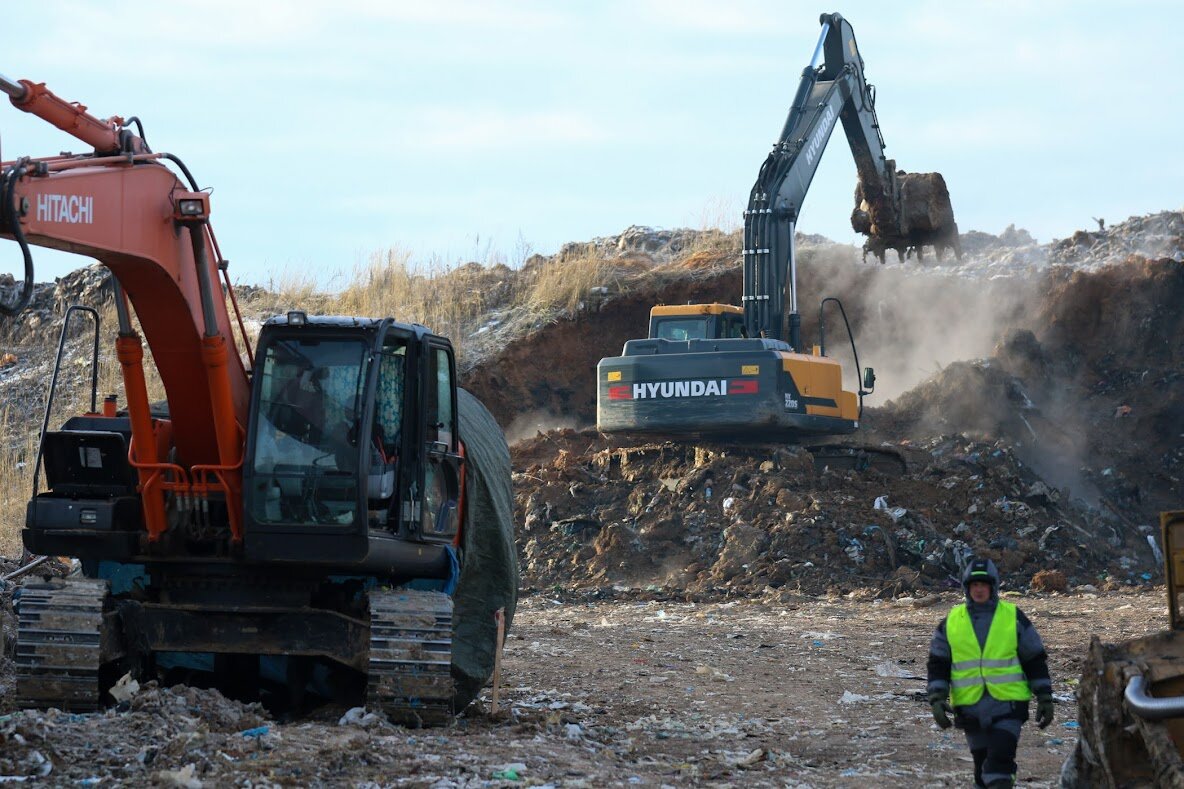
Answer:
[
  {"left": 243, "top": 313, "right": 463, "bottom": 570},
  {"left": 649, "top": 304, "right": 747, "bottom": 341}
]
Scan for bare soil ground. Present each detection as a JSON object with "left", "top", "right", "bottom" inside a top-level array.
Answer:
[
  {"left": 2, "top": 219, "right": 1182, "bottom": 784},
  {"left": 0, "top": 590, "right": 1166, "bottom": 786}
]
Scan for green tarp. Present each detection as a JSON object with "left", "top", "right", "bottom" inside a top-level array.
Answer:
[{"left": 451, "top": 388, "right": 518, "bottom": 709}]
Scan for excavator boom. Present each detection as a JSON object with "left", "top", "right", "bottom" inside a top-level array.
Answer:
[{"left": 745, "top": 12, "right": 960, "bottom": 346}]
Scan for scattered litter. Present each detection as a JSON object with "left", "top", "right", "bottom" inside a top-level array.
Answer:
[
  {"left": 338, "top": 707, "right": 382, "bottom": 727},
  {"left": 491, "top": 763, "right": 527, "bottom": 781},
  {"left": 1148, "top": 535, "right": 1164, "bottom": 566},
  {"left": 108, "top": 672, "right": 140, "bottom": 703},
  {"left": 155, "top": 763, "right": 202, "bottom": 789},
  {"left": 694, "top": 665, "right": 735, "bottom": 682}
]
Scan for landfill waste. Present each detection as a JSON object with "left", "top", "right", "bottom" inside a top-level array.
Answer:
[
  {"left": 511, "top": 429, "right": 1147, "bottom": 597},
  {"left": 0, "top": 211, "right": 1181, "bottom": 785}
]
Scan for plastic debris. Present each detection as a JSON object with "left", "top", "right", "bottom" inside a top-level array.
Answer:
[
  {"left": 1148, "top": 534, "right": 1165, "bottom": 566},
  {"left": 839, "top": 691, "right": 870, "bottom": 704},
  {"left": 491, "top": 763, "right": 527, "bottom": 781},
  {"left": 337, "top": 707, "right": 382, "bottom": 728},
  {"left": 156, "top": 763, "right": 202, "bottom": 789},
  {"left": 108, "top": 672, "right": 141, "bottom": 703}
]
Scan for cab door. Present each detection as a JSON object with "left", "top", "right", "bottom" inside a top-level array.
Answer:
[{"left": 420, "top": 340, "right": 462, "bottom": 542}]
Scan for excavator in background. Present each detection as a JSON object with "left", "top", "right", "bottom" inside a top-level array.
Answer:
[
  {"left": 0, "top": 74, "right": 517, "bottom": 722},
  {"left": 597, "top": 12, "right": 960, "bottom": 439}
]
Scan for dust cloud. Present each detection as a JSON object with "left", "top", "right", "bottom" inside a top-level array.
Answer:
[
  {"left": 504, "top": 410, "right": 587, "bottom": 446},
  {"left": 796, "top": 244, "right": 1037, "bottom": 403}
]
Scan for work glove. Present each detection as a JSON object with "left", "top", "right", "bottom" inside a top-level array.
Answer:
[
  {"left": 1036, "top": 693, "right": 1055, "bottom": 729},
  {"left": 928, "top": 690, "right": 953, "bottom": 730}
]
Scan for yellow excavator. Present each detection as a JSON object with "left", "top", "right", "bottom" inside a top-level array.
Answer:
[{"left": 597, "top": 12, "right": 959, "bottom": 439}]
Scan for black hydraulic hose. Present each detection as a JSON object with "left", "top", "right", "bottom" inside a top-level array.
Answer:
[
  {"left": 819, "top": 296, "right": 865, "bottom": 418},
  {"left": 159, "top": 152, "right": 201, "bottom": 191},
  {"left": 0, "top": 161, "right": 34, "bottom": 316},
  {"left": 120, "top": 116, "right": 152, "bottom": 152}
]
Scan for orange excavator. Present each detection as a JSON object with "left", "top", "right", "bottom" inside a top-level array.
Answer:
[{"left": 0, "top": 74, "right": 517, "bottom": 721}]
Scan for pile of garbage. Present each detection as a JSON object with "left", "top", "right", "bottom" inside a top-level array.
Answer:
[
  {"left": 511, "top": 429, "right": 1141, "bottom": 599},
  {"left": 1048, "top": 210, "right": 1184, "bottom": 268},
  {"left": 0, "top": 265, "right": 113, "bottom": 345}
]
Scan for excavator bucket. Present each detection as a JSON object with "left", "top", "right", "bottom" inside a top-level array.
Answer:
[
  {"left": 1064, "top": 632, "right": 1184, "bottom": 787},
  {"left": 852, "top": 169, "right": 961, "bottom": 263}
]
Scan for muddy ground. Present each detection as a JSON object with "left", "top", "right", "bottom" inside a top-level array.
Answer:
[{"left": 0, "top": 589, "right": 1167, "bottom": 786}]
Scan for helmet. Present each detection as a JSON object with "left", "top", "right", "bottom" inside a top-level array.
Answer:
[{"left": 962, "top": 557, "right": 1000, "bottom": 594}]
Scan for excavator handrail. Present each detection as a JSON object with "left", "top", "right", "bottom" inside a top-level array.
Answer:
[{"left": 818, "top": 296, "right": 868, "bottom": 418}]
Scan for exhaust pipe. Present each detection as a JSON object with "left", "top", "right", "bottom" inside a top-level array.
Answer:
[{"left": 1125, "top": 675, "right": 1184, "bottom": 720}]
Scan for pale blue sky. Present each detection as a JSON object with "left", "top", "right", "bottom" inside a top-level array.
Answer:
[{"left": 3, "top": 1, "right": 1181, "bottom": 285}]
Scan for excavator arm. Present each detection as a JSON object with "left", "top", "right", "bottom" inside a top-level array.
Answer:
[
  {"left": 743, "top": 12, "right": 959, "bottom": 347},
  {"left": 0, "top": 73, "right": 250, "bottom": 540}
]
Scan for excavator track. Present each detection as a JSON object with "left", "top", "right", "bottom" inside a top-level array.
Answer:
[
  {"left": 14, "top": 577, "right": 111, "bottom": 711},
  {"left": 367, "top": 588, "right": 454, "bottom": 727},
  {"left": 808, "top": 444, "right": 912, "bottom": 476}
]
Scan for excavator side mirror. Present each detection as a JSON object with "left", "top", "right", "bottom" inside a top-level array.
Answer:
[{"left": 862, "top": 367, "right": 876, "bottom": 392}]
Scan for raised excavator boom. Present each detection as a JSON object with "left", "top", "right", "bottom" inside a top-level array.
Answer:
[
  {"left": 745, "top": 11, "right": 960, "bottom": 348},
  {"left": 597, "top": 12, "right": 959, "bottom": 439}
]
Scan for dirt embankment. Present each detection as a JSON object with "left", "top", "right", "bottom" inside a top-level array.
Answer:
[{"left": 464, "top": 250, "right": 1182, "bottom": 599}]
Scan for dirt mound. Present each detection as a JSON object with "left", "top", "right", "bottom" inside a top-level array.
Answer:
[
  {"left": 511, "top": 429, "right": 1131, "bottom": 598},
  {"left": 491, "top": 243, "right": 1181, "bottom": 600},
  {"left": 880, "top": 257, "right": 1184, "bottom": 520}
]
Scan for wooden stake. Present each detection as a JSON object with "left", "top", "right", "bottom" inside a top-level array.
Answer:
[{"left": 491, "top": 607, "right": 506, "bottom": 716}]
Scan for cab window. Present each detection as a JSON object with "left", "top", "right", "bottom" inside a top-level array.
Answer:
[
  {"left": 723, "top": 315, "right": 747, "bottom": 338},
  {"left": 655, "top": 317, "right": 708, "bottom": 342},
  {"left": 426, "top": 346, "right": 456, "bottom": 449}
]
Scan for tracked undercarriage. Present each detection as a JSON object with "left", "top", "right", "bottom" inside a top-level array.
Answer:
[
  {"left": 14, "top": 578, "right": 113, "bottom": 711},
  {"left": 14, "top": 576, "right": 459, "bottom": 723}
]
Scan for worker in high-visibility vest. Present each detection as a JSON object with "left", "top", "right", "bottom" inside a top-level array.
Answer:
[{"left": 926, "top": 557, "right": 1054, "bottom": 789}]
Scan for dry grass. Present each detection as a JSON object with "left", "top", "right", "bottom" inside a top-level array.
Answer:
[
  {"left": 526, "top": 251, "right": 620, "bottom": 315},
  {"left": 0, "top": 407, "right": 37, "bottom": 556},
  {"left": 0, "top": 227, "right": 738, "bottom": 558},
  {"left": 332, "top": 248, "right": 519, "bottom": 351}
]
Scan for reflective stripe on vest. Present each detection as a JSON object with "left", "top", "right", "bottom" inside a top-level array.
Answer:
[{"left": 946, "top": 600, "right": 1031, "bottom": 705}]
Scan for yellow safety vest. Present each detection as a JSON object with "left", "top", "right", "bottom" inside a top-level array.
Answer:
[{"left": 946, "top": 600, "right": 1031, "bottom": 706}]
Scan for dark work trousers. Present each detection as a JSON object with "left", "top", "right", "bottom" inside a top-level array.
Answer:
[{"left": 965, "top": 717, "right": 1020, "bottom": 787}]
